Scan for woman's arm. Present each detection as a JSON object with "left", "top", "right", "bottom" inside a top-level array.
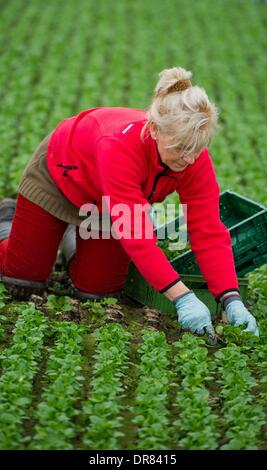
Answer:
[{"left": 176, "top": 147, "right": 239, "bottom": 301}]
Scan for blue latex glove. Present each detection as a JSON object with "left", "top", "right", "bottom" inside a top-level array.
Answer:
[
  {"left": 175, "top": 292, "right": 216, "bottom": 337},
  {"left": 225, "top": 300, "right": 259, "bottom": 336}
]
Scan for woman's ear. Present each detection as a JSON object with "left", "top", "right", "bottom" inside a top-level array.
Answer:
[{"left": 150, "top": 121, "right": 158, "bottom": 140}]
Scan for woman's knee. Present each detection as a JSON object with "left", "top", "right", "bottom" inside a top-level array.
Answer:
[
  {"left": 68, "top": 236, "right": 131, "bottom": 295},
  {"left": 1, "top": 194, "right": 67, "bottom": 281}
]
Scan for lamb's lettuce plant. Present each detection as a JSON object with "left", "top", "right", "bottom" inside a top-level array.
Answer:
[{"left": 44, "top": 295, "right": 73, "bottom": 317}]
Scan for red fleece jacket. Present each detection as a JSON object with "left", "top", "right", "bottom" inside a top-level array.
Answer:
[{"left": 46, "top": 107, "right": 239, "bottom": 300}]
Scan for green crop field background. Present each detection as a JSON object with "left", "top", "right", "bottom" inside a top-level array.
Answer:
[{"left": 0, "top": 0, "right": 266, "bottom": 450}]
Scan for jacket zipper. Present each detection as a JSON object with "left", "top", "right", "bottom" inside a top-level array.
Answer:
[{"left": 148, "top": 166, "right": 170, "bottom": 202}]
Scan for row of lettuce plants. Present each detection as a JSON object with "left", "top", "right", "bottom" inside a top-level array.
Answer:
[
  {"left": 172, "top": 334, "right": 219, "bottom": 450},
  {"left": 8, "top": 0, "right": 79, "bottom": 192},
  {"left": 214, "top": 343, "right": 265, "bottom": 450},
  {"left": 29, "top": 321, "right": 85, "bottom": 450},
  {"left": 131, "top": 329, "right": 172, "bottom": 450},
  {"left": 82, "top": 323, "right": 131, "bottom": 450},
  {"left": 0, "top": 304, "right": 48, "bottom": 449},
  {"left": 1, "top": 1, "right": 64, "bottom": 195}
]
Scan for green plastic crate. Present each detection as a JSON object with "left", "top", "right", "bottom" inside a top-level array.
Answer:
[
  {"left": 124, "top": 190, "right": 266, "bottom": 314},
  {"left": 165, "top": 190, "right": 267, "bottom": 277},
  {"left": 125, "top": 270, "right": 248, "bottom": 317}
]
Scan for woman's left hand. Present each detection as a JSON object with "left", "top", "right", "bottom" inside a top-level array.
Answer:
[{"left": 225, "top": 300, "right": 259, "bottom": 336}]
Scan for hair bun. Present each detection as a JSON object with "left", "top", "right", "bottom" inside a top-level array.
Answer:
[
  {"left": 167, "top": 79, "right": 192, "bottom": 94},
  {"left": 154, "top": 67, "right": 193, "bottom": 98}
]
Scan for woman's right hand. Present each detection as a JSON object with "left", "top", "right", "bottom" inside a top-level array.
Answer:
[{"left": 174, "top": 291, "right": 216, "bottom": 337}]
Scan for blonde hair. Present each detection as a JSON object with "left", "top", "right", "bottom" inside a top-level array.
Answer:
[{"left": 141, "top": 66, "right": 219, "bottom": 157}]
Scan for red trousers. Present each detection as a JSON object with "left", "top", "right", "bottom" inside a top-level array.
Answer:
[{"left": 0, "top": 194, "right": 131, "bottom": 294}]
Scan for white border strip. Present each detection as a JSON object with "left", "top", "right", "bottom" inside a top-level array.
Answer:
[{"left": 122, "top": 123, "right": 134, "bottom": 134}]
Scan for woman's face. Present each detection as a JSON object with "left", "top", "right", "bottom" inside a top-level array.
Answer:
[{"left": 150, "top": 123, "right": 199, "bottom": 172}]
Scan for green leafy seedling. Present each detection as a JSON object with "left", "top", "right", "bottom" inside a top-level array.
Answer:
[{"left": 44, "top": 294, "right": 72, "bottom": 316}]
